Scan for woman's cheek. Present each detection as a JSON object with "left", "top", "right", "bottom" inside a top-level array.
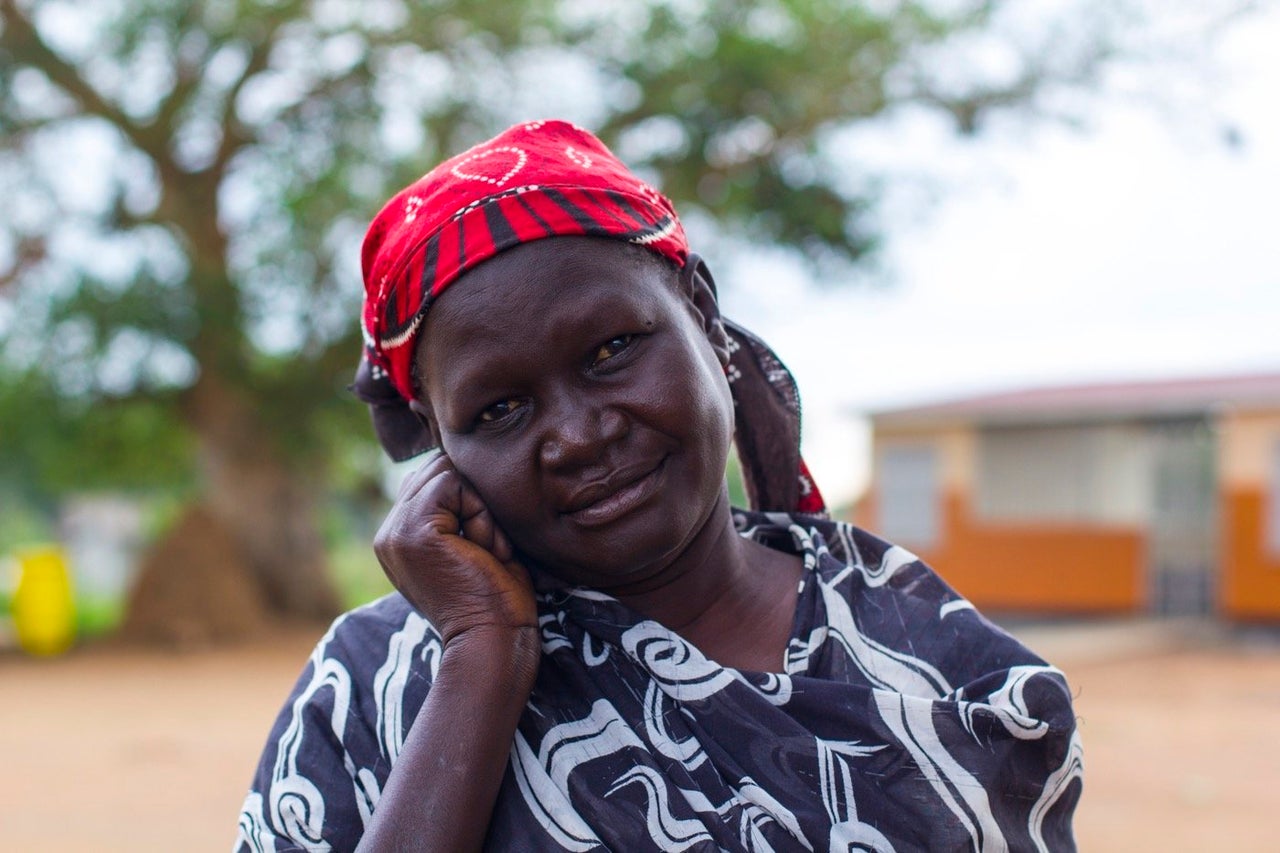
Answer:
[{"left": 444, "top": 443, "right": 508, "bottom": 507}]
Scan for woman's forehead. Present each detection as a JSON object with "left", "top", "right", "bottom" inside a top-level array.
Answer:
[{"left": 418, "top": 239, "right": 678, "bottom": 355}]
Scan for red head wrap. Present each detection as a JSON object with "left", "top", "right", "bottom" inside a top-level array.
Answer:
[{"left": 361, "top": 119, "right": 687, "bottom": 402}]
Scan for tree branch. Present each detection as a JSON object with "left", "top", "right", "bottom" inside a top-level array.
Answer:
[
  {"left": 1, "top": 109, "right": 73, "bottom": 141},
  {"left": 211, "top": 1, "right": 310, "bottom": 176},
  {"left": 149, "top": 1, "right": 203, "bottom": 133},
  {"left": 211, "top": 35, "right": 274, "bottom": 176},
  {"left": 152, "top": 65, "right": 203, "bottom": 142},
  {"left": 0, "top": 234, "right": 48, "bottom": 293},
  {"left": 0, "top": 0, "right": 171, "bottom": 166}
]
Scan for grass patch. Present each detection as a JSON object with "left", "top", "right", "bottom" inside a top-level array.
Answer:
[
  {"left": 77, "top": 594, "right": 126, "bottom": 638},
  {"left": 328, "top": 535, "right": 393, "bottom": 610}
]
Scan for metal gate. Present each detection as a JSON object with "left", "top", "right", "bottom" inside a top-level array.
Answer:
[{"left": 1147, "top": 418, "right": 1218, "bottom": 616}]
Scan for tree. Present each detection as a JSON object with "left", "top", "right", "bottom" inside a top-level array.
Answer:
[{"left": 0, "top": 0, "right": 1244, "bottom": 635}]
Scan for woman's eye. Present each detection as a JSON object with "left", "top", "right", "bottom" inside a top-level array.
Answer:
[
  {"left": 479, "top": 398, "right": 524, "bottom": 423},
  {"left": 592, "top": 335, "right": 633, "bottom": 365}
]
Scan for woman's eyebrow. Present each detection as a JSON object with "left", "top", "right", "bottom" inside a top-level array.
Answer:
[{"left": 438, "top": 366, "right": 512, "bottom": 405}]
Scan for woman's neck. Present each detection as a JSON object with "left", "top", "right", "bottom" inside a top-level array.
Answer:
[{"left": 606, "top": 495, "right": 803, "bottom": 671}]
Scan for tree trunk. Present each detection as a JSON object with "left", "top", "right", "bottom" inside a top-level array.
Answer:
[
  {"left": 120, "top": 503, "right": 269, "bottom": 647},
  {"left": 122, "top": 372, "right": 343, "bottom": 644},
  {"left": 199, "top": 435, "right": 341, "bottom": 621},
  {"left": 187, "top": 373, "right": 343, "bottom": 620}
]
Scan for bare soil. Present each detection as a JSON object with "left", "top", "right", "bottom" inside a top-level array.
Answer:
[{"left": 1, "top": 623, "right": 1276, "bottom": 852}]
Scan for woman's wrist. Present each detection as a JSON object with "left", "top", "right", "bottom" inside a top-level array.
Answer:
[{"left": 440, "top": 624, "right": 541, "bottom": 696}]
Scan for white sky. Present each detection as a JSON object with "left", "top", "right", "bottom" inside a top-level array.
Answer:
[{"left": 715, "top": 6, "right": 1280, "bottom": 507}]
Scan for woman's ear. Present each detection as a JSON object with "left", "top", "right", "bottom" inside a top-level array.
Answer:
[
  {"left": 407, "top": 398, "right": 443, "bottom": 448},
  {"left": 679, "top": 253, "right": 731, "bottom": 369}
]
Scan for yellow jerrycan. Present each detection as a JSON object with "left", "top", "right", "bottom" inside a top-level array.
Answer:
[{"left": 13, "top": 545, "right": 76, "bottom": 656}]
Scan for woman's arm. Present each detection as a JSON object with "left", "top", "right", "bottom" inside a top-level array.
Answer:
[
  {"left": 356, "top": 626, "right": 538, "bottom": 851},
  {"left": 357, "top": 452, "right": 540, "bottom": 851}
]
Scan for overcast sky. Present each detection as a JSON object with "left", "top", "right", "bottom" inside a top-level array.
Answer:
[{"left": 713, "top": 5, "right": 1280, "bottom": 506}]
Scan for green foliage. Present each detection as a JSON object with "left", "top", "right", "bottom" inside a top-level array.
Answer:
[
  {"left": 0, "top": 369, "right": 195, "bottom": 501},
  {"left": 328, "top": 532, "right": 394, "bottom": 609},
  {"left": 76, "top": 593, "right": 125, "bottom": 638},
  {"left": 596, "top": 0, "right": 923, "bottom": 260},
  {"left": 725, "top": 447, "right": 749, "bottom": 509},
  {"left": 0, "top": 494, "right": 54, "bottom": 556},
  {"left": 318, "top": 487, "right": 392, "bottom": 608}
]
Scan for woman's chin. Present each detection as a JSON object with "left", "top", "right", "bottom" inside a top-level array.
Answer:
[{"left": 528, "top": 491, "right": 733, "bottom": 595}]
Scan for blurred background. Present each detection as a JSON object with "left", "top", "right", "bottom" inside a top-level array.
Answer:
[{"left": 1, "top": 0, "right": 1277, "bottom": 849}]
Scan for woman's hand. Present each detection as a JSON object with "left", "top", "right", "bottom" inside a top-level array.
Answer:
[{"left": 374, "top": 451, "right": 538, "bottom": 649}]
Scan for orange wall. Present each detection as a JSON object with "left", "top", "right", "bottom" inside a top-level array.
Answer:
[
  {"left": 1221, "top": 488, "right": 1280, "bottom": 619},
  {"left": 1218, "top": 411, "right": 1280, "bottom": 620},
  {"left": 860, "top": 493, "right": 1144, "bottom": 613}
]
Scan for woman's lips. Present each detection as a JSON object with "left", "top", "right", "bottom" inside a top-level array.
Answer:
[{"left": 564, "top": 459, "right": 666, "bottom": 527}]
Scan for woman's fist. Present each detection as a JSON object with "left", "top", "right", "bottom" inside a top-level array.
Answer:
[{"left": 374, "top": 452, "right": 537, "bottom": 648}]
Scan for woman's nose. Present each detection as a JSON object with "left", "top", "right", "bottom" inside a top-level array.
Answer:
[{"left": 538, "top": 397, "right": 629, "bottom": 470}]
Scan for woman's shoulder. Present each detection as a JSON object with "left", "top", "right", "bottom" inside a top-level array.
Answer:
[
  {"left": 737, "top": 509, "right": 1057, "bottom": 685},
  {"left": 734, "top": 508, "right": 929, "bottom": 586},
  {"left": 252, "top": 592, "right": 445, "bottom": 774},
  {"left": 237, "top": 593, "right": 442, "bottom": 851}
]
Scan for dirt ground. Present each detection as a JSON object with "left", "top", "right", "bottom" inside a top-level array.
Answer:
[{"left": 1, "top": 621, "right": 1277, "bottom": 852}]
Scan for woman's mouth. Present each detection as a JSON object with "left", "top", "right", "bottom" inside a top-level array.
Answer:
[{"left": 564, "top": 459, "right": 666, "bottom": 527}]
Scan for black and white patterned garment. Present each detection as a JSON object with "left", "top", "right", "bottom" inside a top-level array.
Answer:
[{"left": 236, "top": 512, "right": 1082, "bottom": 852}]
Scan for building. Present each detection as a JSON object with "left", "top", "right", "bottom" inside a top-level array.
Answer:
[{"left": 859, "top": 372, "right": 1280, "bottom": 620}]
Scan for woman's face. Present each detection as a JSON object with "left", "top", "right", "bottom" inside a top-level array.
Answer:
[{"left": 416, "top": 238, "right": 733, "bottom": 589}]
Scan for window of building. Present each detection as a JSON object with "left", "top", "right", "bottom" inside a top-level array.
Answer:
[
  {"left": 975, "top": 422, "right": 1151, "bottom": 525},
  {"left": 877, "top": 444, "right": 940, "bottom": 548}
]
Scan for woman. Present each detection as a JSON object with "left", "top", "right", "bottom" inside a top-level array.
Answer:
[{"left": 237, "top": 121, "right": 1081, "bottom": 851}]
